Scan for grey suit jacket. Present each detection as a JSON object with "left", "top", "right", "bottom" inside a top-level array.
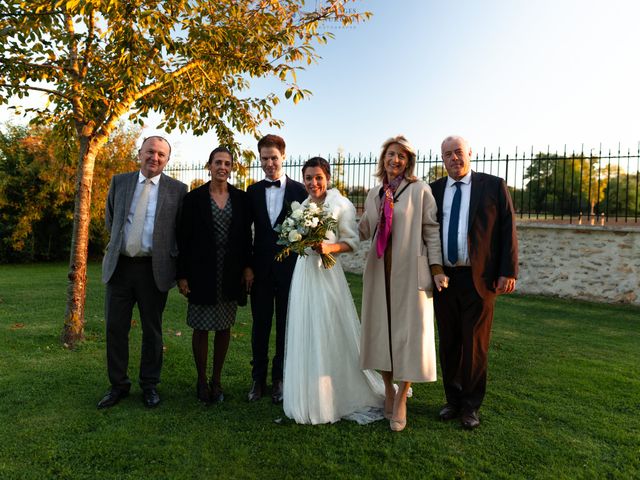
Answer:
[{"left": 102, "top": 171, "right": 188, "bottom": 292}]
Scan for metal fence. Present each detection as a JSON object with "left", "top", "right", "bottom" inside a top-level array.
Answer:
[{"left": 166, "top": 144, "right": 640, "bottom": 225}]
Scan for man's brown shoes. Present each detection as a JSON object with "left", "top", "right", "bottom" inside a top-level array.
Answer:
[{"left": 461, "top": 409, "right": 480, "bottom": 430}]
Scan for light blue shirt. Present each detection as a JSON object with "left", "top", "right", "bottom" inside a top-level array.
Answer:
[
  {"left": 442, "top": 171, "right": 472, "bottom": 267},
  {"left": 123, "top": 172, "right": 161, "bottom": 255}
]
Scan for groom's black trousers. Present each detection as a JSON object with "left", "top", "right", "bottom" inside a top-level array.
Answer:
[{"left": 250, "top": 268, "right": 292, "bottom": 384}]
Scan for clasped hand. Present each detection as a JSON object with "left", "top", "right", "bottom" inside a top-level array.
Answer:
[
  {"left": 178, "top": 268, "right": 254, "bottom": 297},
  {"left": 177, "top": 278, "right": 190, "bottom": 297},
  {"left": 313, "top": 242, "right": 334, "bottom": 255},
  {"left": 495, "top": 276, "right": 516, "bottom": 294},
  {"left": 434, "top": 273, "right": 449, "bottom": 292}
]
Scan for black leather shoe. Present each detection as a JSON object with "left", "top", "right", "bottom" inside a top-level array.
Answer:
[
  {"left": 271, "top": 380, "right": 283, "bottom": 404},
  {"left": 210, "top": 380, "right": 224, "bottom": 404},
  {"left": 197, "top": 383, "right": 211, "bottom": 404},
  {"left": 439, "top": 403, "right": 461, "bottom": 421},
  {"left": 97, "top": 388, "right": 129, "bottom": 409},
  {"left": 248, "top": 381, "right": 266, "bottom": 402},
  {"left": 143, "top": 388, "right": 161, "bottom": 408},
  {"left": 461, "top": 409, "right": 480, "bottom": 430}
]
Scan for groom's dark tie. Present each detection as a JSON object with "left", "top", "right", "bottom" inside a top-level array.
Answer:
[
  {"left": 265, "top": 180, "right": 281, "bottom": 188},
  {"left": 447, "top": 181, "right": 462, "bottom": 265}
]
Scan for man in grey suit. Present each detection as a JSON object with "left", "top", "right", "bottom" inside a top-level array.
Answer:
[{"left": 98, "top": 136, "right": 187, "bottom": 409}]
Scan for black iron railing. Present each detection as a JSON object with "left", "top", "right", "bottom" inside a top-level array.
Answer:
[{"left": 165, "top": 144, "right": 640, "bottom": 224}]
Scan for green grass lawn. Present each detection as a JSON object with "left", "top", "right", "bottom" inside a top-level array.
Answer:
[{"left": 0, "top": 262, "right": 638, "bottom": 479}]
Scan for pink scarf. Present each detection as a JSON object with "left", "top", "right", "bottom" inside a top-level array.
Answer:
[{"left": 376, "top": 175, "right": 404, "bottom": 258}]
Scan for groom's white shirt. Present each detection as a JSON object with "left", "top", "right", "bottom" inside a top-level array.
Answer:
[{"left": 265, "top": 174, "right": 287, "bottom": 227}]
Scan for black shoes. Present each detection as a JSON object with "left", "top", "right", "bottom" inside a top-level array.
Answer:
[
  {"left": 98, "top": 387, "right": 159, "bottom": 409},
  {"left": 97, "top": 388, "right": 129, "bottom": 409},
  {"left": 247, "top": 381, "right": 267, "bottom": 402},
  {"left": 271, "top": 380, "right": 283, "bottom": 404},
  {"left": 439, "top": 403, "right": 461, "bottom": 421},
  {"left": 461, "top": 409, "right": 480, "bottom": 430},
  {"left": 143, "top": 388, "right": 161, "bottom": 408},
  {"left": 247, "top": 380, "right": 282, "bottom": 403},
  {"left": 210, "top": 380, "right": 224, "bottom": 404},
  {"left": 197, "top": 383, "right": 211, "bottom": 404},
  {"left": 439, "top": 403, "right": 480, "bottom": 429}
]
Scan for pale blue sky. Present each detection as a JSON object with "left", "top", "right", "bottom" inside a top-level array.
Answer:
[
  {"left": 3, "top": 0, "right": 640, "bottom": 161},
  {"left": 157, "top": 0, "right": 640, "bottom": 161}
]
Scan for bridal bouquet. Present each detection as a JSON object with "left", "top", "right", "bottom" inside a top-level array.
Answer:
[{"left": 275, "top": 200, "right": 338, "bottom": 269}]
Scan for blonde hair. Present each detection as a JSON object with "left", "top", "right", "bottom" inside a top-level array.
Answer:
[{"left": 374, "top": 135, "right": 418, "bottom": 182}]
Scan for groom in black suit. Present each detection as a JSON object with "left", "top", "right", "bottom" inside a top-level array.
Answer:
[{"left": 246, "top": 134, "right": 306, "bottom": 403}]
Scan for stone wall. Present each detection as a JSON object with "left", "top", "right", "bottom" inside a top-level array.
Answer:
[{"left": 340, "top": 223, "right": 640, "bottom": 306}]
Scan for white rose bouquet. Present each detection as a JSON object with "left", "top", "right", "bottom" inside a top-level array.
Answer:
[{"left": 274, "top": 200, "right": 339, "bottom": 269}]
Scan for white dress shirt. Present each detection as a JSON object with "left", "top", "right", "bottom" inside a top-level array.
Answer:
[
  {"left": 442, "top": 171, "right": 472, "bottom": 267},
  {"left": 123, "top": 172, "right": 161, "bottom": 255},
  {"left": 265, "top": 174, "right": 287, "bottom": 227}
]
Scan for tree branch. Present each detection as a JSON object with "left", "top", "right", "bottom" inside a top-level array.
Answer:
[
  {"left": 0, "top": 82, "right": 72, "bottom": 102},
  {"left": 0, "top": 10, "right": 64, "bottom": 18},
  {"left": 3, "top": 59, "right": 70, "bottom": 73},
  {"left": 80, "top": 10, "right": 95, "bottom": 78},
  {"left": 132, "top": 60, "right": 204, "bottom": 102},
  {"left": 64, "top": 12, "right": 79, "bottom": 76}
]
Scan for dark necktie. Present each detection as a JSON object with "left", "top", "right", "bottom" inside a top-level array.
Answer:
[
  {"left": 447, "top": 181, "right": 462, "bottom": 265},
  {"left": 265, "top": 180, "right": 281, "bottom": 188}
]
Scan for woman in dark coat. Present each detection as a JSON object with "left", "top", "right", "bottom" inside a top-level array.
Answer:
[{"left": 177, "top": 146, "right": 252, "bottom": 404}]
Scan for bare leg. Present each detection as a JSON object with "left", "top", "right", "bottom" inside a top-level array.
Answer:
[
  {"left": 381, "top": 370, "right": 395, "bottom": 419},
  {"left": 192, "top": 329, "right": 209, "bottom": 385},
  {"left": 211, "top": 328, "right": 231, "bottom": 385},
  {"left": 192, "top": 329, "right": 211, "bottom": 403},
  {"left": 391, "top": 380, "right": 411, "bottom": 431}
]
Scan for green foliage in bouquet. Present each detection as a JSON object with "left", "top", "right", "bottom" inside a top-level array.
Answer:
[{"left": 274, "top": 201, "right": 339, "bottom": 268}]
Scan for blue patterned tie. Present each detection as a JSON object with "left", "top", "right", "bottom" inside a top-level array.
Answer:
[{"left": 447, "top": 182, "right": 462, "bottom": 265}]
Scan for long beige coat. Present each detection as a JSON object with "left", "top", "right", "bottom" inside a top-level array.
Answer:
[{"left": 359, "top": 180, "right": 443, "bottom": 382}]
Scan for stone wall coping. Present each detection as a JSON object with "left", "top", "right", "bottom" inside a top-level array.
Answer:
[{"left": 515, "top": 221, "right": 640, "bottom": 234}]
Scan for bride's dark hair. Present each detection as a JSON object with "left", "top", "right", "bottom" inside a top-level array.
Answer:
[{"left": 302, "top": 156, "right": 331, "bottom": 180}]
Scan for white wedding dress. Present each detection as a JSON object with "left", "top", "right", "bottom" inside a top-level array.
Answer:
[{"left": 283, "top": 189, "right": 385, "bottom": 425}]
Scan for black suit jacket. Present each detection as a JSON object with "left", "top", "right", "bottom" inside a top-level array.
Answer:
[
  {"left": 246, "top": 176, "right": 307, "bottom": 281},
  {"left": 430, "top": 172, "right": 518, "bottom": 298},
  {"left": 176, "top": 182, "right": 251, "bottom": 305}
]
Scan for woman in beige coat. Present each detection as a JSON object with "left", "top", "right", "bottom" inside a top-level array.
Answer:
[{"left": 359, "top": 135, "right": 447, "bottom": 432}]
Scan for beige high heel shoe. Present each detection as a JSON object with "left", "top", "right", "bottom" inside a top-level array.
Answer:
[
  {"left": 389, "top": 394, "right": 407, "bottom": 431},
  {"left": 390, "top": 416, "right": 407, "bottom": 432}
]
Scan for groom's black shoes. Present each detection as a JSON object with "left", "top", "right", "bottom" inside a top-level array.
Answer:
[
  {"left": 143, "top": 388, "right": 161, "bottom": 408},
  {"left": 248, "top": 381, "right": 266, "bottom": 401},
  {"left": 271, "top": 380, "right": 283, "bottom": 404},
  {"left": 97, "top": 388, "right": 129, "bottom": 409},
  {"left": 439, "top": 404, "right": 461, "bottom": 421}
]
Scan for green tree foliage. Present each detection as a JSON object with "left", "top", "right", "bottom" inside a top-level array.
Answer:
[
  {"left": 0, "top": 122, "right": 139, "bottom": 262},
  {"left": 331, "top": 148, "right": 347, "bottom": 196},
  {"left": 425, "top": 164, "right": 447, "bottom": 183},
  {"left": 0, "top": 0, "right": 369, "bottom": 345},
  {"left": 523, "top": 153, "right": 618, "bottom": 217},
  {"left": 602, "top": 172, "right": 639, "bottom": 219}
]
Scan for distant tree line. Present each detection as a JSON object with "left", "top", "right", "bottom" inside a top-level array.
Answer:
[
  {"left": 0, "top": 123, "right": 139, "bottom": 263},
  {"left": 515, "top": 153, "right": 638, "bottom": 218},
  {"left": 423, "top": 155, "right": 638, "bottom": 220}
]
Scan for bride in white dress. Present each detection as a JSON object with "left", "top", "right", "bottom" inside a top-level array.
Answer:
[{"left": 283, "top": 157, "right": 385, "bottom": 425}]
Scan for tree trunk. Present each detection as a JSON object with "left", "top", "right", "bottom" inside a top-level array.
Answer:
[{"left": 61, "top": 136, "right": 100, "bottom": 347}]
